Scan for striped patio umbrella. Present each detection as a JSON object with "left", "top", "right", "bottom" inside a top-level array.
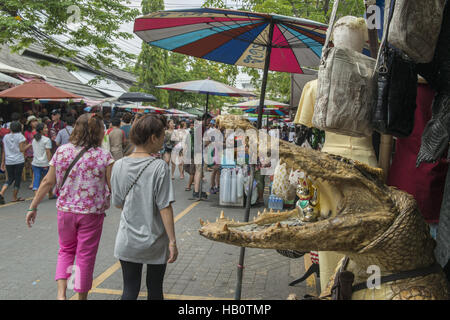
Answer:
[{"left": 134, "top": 8, "right": 327, "bottom": 75}]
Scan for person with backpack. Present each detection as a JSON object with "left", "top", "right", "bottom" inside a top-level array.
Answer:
[
  {"left": 111, "top": 114, "right": 177, "bottom": 300},
  {"left": 26, "top": 113, "right": 114, "bottom": 300},
  {"left": 55, "top": 116, "right": 75, "bottom": 147}
]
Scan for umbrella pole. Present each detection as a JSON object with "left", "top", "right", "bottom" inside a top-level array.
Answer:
[
  {"left": 235, "top": 20, "right": 275, "bottom": 300},
  {"left": 198, "top": 93, "right": 210, "bottom": 201}
]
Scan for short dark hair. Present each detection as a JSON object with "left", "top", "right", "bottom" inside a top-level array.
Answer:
[
  {"left": 11, "top": 112, "right": 20, "bottom": 121},
  {"left": 122, "top": 112, "right": 132, "bottom": 124},
  {"left": 65, "top": 116, "right": 75, "bottom": 126},
  {"left": 10, "top": 121, "right": 22, "bottom": 133},
  {"left": 111, "top": 117, "right": 121, "bottom": 127},
  {"left": 130, "top": 114, "right": 166, "bottom": 147}
]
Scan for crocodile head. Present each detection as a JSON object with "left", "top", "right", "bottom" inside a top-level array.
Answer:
[{"left": 199, "top": 115, "right": 413, "bottom": 254}]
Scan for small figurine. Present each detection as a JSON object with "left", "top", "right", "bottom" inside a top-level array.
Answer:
[{"left": 296, "top": 173, "right": 320, "bottom": 222}]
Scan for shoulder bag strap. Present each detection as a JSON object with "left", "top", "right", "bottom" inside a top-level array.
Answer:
[
  {"left": 321, "top": 0, "right": 340, "bottom": 63},
  {"left": 374, "top": 0, "right": 396, "bottom": 74},
  {"left": 59, "top": 147, "right": 89, "bottom": 189},
  {"left": 122, "top": 158, "right": 157, "bottom": 205}
]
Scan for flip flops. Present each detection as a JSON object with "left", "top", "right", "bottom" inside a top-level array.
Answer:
[{"left": 11, "top": 198, "right": 25, "bottom": 202}]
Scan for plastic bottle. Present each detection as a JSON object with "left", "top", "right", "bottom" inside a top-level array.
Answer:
[
  {"left": 269, "top": 195, "right": 273, "bottom": 209},
  {"left": 231, "top": 169, "right": 237, "bottom": 203}
]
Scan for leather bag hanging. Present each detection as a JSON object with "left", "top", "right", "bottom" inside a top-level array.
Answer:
[
  {"left": 372, "top": 0, "right": 418, "bottom": 138},
  {"left": 312, "top": 0, "right": 377, "bottom": 138},
  {"left": 387, "top": 0, "right": 446, "bottom": 64}
]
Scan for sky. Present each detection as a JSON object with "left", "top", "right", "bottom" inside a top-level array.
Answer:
[{"left": 117, "top": 0, "right": 251, "bottom": 86}]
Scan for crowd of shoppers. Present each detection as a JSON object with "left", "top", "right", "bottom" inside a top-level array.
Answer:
[{"left": 0, "top": 105, "right": 295, "bottom": 300}]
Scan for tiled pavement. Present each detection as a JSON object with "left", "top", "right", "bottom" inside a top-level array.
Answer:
[{"left": 0, "top": 170, "right": 317, "bottom": 300}]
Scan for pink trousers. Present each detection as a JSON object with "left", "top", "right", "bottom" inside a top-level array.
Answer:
[{"left": 55, "top": 211, "right": 104, "bottom": 293}]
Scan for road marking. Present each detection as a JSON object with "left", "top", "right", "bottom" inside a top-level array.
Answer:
[
  {"left": 70, "top": 201, "right": 201, "bottom": 300},
  {"left": 0, "top": 197, "right": 34, "bottom": 209},
  {"left": 90, "top": 288, "right": 233, "bottom": 300}
]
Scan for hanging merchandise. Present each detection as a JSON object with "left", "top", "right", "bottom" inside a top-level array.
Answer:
[
  {"left": 236, "top": 168, "right": 244, "bottom": 199},
  {"left": 224, "top": 169, "right": 232, "bottom": 203},
  {"left": 416, "top": 0, "right": 450, "bottom": 167},
  {"left": 387, "top": 83, "right": 448, "bottom": 224},
  {"left": 244, "top": 176, "right": 258, "bottom": 206},
  {"left": 387, "top": 0, "right": 446, "bottom": 64},
  {"left": 220, "top": 169, "right": 230, "bottom": 203},
  {"left": 220, "top": 168, "right": 226, "bottom": 202},
  {"left": 272, "top": 161, "right": 296, "bottom": 201},
  {"left": 231, "top": 169, "right": 237, "bottom": 204},
  {"left": 312, "top": 3, "right": 376, "bottom": 138},
  {"left": 372, "top": 0, "right": 418, "bottom": 138}
]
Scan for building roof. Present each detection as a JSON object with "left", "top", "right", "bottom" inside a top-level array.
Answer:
[{"left": 0, "top": 44, "right": 136, "bottom": 101}]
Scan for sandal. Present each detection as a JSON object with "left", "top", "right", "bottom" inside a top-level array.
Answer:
[
  {"left": 185, "top": 187, "right": 191, "bottom": 191},
  {"left": 12, "top": 197, "right": 25, "bottom": 202}
]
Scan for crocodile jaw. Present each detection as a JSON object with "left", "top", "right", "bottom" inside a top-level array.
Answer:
[{"left": 199, "top": 206, "right": 393, "bottom": 253}]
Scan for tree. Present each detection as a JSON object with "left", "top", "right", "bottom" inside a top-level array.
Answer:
[
  {"left": 0, "top": 0, "right": 140, "bottom": 71},
  {"left": 132, "top": 0, "right": 170, "bottom": 106}
]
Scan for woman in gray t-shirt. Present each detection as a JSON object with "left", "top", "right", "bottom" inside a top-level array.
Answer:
[{"left": 111, "top": 114, "right": 177, "bottom": 300}]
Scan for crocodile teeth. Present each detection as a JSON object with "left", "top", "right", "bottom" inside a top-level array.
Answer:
[
  {"left": 257, "top": 211, "right": 261, "bottom": 216},
  {"left": 199, "top": 218, "right": 205, "bottom": 226},
  {"left": 220, "top": 211, "right": 225, "bottom": 219}
]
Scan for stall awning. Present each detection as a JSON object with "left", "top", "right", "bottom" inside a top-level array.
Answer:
[
  {"left": 0, "top": 61, "right": 46, "bottom": 79},
  {"left": 0, "top": 72, "right": 23, "bottom": 85}
]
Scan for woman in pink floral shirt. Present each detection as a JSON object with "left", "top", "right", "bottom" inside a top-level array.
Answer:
[{"left": 26, "top": 113, "right": 114, "bottom": 300}]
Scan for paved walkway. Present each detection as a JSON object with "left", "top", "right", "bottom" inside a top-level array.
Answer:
[{"left": 0, "top": 169, "right": 317, "bottom": 300}]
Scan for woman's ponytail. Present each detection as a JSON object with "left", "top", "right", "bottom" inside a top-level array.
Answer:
[{"left": 34, "top": 123, "right": 45, "bottom": 142}]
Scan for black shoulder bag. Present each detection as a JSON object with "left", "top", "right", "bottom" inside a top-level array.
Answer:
[{"left": 372, "top": 0, "right": 418, "bottom": 138}]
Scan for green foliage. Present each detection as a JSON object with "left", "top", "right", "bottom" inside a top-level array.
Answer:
[{"left": 0, "top": 0, "right": 140, "bottom": 70}]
